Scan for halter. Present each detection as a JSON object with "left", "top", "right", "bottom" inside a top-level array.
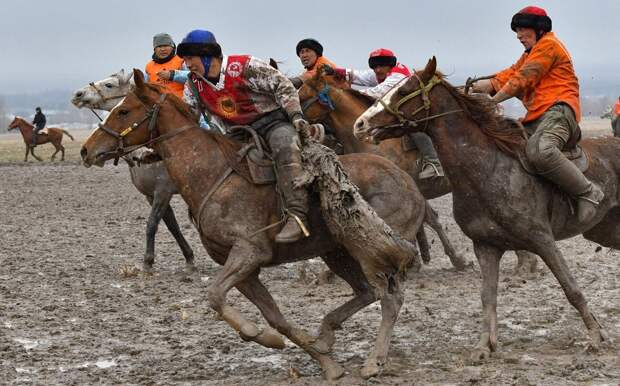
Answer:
[
  {"left": 96, "top": 93, "right": 192, "bottom": 166},
  {"left": 301, "top": 82, "right": 337, "bottom": 122},
  {"left": 375, "top": 72, "right": 462, "bottom": 132},
  {"left": 88, "top": 80, "right": 128, "bottom": 105}
]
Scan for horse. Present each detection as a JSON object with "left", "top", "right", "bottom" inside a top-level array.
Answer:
[
  {"left": 7, "top": 117, "right": 74, "bottom": 162},
  {"left": 298, "top": 71, "right": 538, "bottom": 273},
  {"left": 71, "top": 71, "right": 195, "bottom": 272},
  {"left": 81, "top": 69, "right": 427, "bottom": 380},
  {"left": 354, "top": 57, "right": 615, "bottom": 361}
]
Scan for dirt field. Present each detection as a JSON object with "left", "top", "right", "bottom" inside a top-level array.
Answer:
[{"left": 0, "top": 125, "right": 618, "bottom": 385}]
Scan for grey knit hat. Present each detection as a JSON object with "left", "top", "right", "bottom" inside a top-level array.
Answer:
[{"left": 153, "top": 33, "right": 175, "bottom": 48}]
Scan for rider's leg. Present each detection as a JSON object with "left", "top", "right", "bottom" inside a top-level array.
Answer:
[
  {"left": 265, "top": 123, "right": 310, "bottom": 243},
  {"left": 409, "top": 132, "right": 443, "bottom": 179},
  {"left": 525, "top": 104, "right": 604, "bottom": 223}
]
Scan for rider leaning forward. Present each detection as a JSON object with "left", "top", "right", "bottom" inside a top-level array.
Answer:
[
  {"left": 471, "top": 6, "right": 604, "bottom": 223},
  {"left": 178, "top": 29, "right": 311, "bottom": 243}
]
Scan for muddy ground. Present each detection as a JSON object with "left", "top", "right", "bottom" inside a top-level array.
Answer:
[{"left": 0, "top": 135, "right": 619, "bottom": 385}]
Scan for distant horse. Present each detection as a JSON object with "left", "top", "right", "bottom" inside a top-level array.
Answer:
[
  {"left": 81, "top": 70, "right": 427, "bottom": 380},
  {"left": 355, "top": 57, "right": 615, "bottom": 360},
  {"left": 299, "top": 71, "right": 537, "bottom": 273},
  {"left": 7, "top": 117, "right": 74, "bottom": 162},
  {"left": 72, "top": 70, "right": 195, "bottom": 272}
]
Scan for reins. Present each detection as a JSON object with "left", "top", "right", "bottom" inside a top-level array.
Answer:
[{"left": 372, "top": 73, "right": 463, "bottom": 132}]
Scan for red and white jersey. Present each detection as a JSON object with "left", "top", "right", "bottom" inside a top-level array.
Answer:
[{"left": 345, "top": 63, "right": 411, "bottom": 99}]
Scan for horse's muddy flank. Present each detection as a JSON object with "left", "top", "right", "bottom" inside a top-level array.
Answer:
[{"left": 1, "top": 162, "right": 618, "bottom": 385}]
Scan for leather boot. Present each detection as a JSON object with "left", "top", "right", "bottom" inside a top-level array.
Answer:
[
  {"left": 275, "top": 162, "right": 310, "bottom": 243},
  {"left": 539, "top": 158, "right": 604, "bottom": 223}
]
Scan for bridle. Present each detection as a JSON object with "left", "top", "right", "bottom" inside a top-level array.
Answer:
[
  {"left": 301, "top": 81, "right": 337, "bottom": 122},
  {"left": 374, "top": 72, "right": 462, "bottom": 132},
  {"left": 86, "top": 78, "right": 129, "bottom": 119},
  {"left": 95, "top": 93, "right": 193, "bottom": 166}
]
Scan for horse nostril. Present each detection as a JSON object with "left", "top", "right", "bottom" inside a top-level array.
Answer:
[
  {"left": 80, "top": 147, "right": 88, "bottom": 160},
  {"left": 355, "top": 118, "right": 366, "bottom": 132},
  {"left": 75, "top": 91, "right": 83, "bottom": 98}
]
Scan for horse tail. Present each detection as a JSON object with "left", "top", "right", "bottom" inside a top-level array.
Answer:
[{"left": 61, "top": 129, "right": 75, "bottom": 141}]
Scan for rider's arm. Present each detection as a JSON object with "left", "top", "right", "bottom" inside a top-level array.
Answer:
[
  {"left": 357, "top": 72, "right": 407, "bottom": 99},
  {"left": 170, "top": 63, "right": 190, "bottom": 84},
  {"left": 245, "top": 57, "right": 303, "bottom": 120},
  {"left": 346, "top": 69, "right": 379, "bottom": 87}
]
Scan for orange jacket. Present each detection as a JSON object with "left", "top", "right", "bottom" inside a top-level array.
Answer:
[
  {"left": 145, "top": 55, "right": 185, "bottom": 98},
  {"left": 300, "top": 56, "right": 337, "bottom": 81},
  {"left": 491, "top": 32, "right": 580, "bottom": 123},
  {"left": 614, "top": 100, "right": 620, "bottom": 116}
]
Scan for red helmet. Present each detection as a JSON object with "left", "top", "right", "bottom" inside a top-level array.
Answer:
[
  {"left": 368, "top": 48, "right": 397, "bottom": 69},
  {"left": 511, "top": 6, "right": 552, "bottom": 32}
]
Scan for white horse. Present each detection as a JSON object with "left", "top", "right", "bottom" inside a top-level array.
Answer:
[{"left": 72, "top": 70, "right": 196, "bottom": 272}]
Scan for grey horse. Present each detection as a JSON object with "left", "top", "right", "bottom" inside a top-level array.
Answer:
[{"left": 72, "top": 70, "right": 195, "bottom": 271}]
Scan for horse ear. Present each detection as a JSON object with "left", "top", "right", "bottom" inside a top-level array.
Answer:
[
  {"left": 133, "top": 69, "right": 146, "bottom": 91},
  {"left": 420, "top": 57, "right": 437, "bottom": 84}
]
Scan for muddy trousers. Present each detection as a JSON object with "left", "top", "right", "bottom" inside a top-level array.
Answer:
[
  {"left": 409, "top": 132, "right": 439, "bottom": 162},
  {"left": 524, "top": 104, "right": 592, "bottom": 198},
  {"left": 264, "top": 122, "right": 309, "bottom": 224}
]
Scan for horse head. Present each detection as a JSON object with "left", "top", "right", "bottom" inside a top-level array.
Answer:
[
  {"left": 354, "top": 57, "right": 438, "bottom": 142},
  {"left": 298, "top": 68, "right": 353, "bottom": 123},
  {"left": 72, "top": 69, "right": 133, "bottom": 111},
  {"left": 81, "top": 69, "right": 162, "bottom": 167},
  {"left": 7, "top": 116, "right": 20, "bottom": 131}
]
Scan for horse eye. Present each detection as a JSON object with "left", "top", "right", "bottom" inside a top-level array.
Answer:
[
  {"left": 105, "top": 83, "right": 113, "bottom": 88},
  {"left": 118, "top": 109, "right": 129, "bottom": 116}
]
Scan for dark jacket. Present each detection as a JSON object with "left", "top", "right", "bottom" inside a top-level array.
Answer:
[{"left": 32, "top": 112, "right": 46, "bottom": 130}]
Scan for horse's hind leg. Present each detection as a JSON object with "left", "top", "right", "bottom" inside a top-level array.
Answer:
[
  {"left": 313, "top": 251, "right": 377, "bottom": 354},
  {"left": 535, "top": 240, "right": 607, "bottom": 350},
  {"left": 514, "top": 250, "right": 538, "bottom": 276},
  {"left": 361, "top": 278, "right": 404, "bottom": 379},
  {"left": 51, "top": 142, "right": 64, "bottom": 161},
  {"left": 417, "top": 226, "right": 430, "bottom": 267},
  {"left": 424, "top": 202, "right": 468, "bottom": 270},
  {"left": 30, "top": 147, "right": 42, "bottom": 162},
  {"left": 161, "top": 204, "right": 195, "bottom": 271},
  {"left": 236, "top": 272, "right": 345, "bottom": 381}
]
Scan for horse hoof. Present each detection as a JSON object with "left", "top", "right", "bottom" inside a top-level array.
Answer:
[
  {"left": 310, "top": 339, "right": 331, "bottom": 354},
  {"left": 184, "top": 263, "right": 197, "bottom": 274},
  {"left": 141, "top": 262, "right": 154, "bottom": 273},
  {"left": 255, "top": 327, "right": 285, "bottom": 349},
  {"left": 360, "top": 360, "right": 381, "bottom": 379},
  {"left": 469, "top": 347, "right": 491, "bottom": 364},
  {"left": 238, "top": 322, "right": 260, "bottom": 341},
  {"left": 322, "top": 362, "right": 345, "bottom": 381}
]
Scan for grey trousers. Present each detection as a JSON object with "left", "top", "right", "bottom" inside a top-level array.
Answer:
[{"left": 409, "top": 132, "right": 439, "bottom": 161}]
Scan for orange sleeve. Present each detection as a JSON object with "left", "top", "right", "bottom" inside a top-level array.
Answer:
[
  {"left": 497, "top": 39, "right": 558, "bottom": 98},
  {"left": 490, "top": 54, "right": 526, "bottom": 93}
]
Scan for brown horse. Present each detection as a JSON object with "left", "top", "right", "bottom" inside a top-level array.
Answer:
[
  {"left": 7, "top": 117, "right": 74, "bottom": 161},
  {"left": 80, "top": 69, "right": 426, "bottom": 380},
  {"left": 355, "top": 57, "right": 615, "bottom": 360},
  {"left": 298, "top": 72, "right": 539, "bottom": 272}
]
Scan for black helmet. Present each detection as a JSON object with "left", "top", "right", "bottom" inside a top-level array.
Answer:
[{"left": 296, "top": 39, "right": 323, "bottom": 57}]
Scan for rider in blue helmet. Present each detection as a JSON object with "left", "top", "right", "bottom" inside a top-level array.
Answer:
[{"left": 178, "top": 29, "right": 312, "bottom": 243}]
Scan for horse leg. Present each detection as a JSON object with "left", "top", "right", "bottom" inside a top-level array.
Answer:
[
  {"left": 361, "top": 279, "right": 404, "bottom": 379},
  {"left": 51, "top": 142, "right": 64, "bottom": 161},
  {"left": 235, "top": 272, "right": 346, "bottom": 380},
  {"left": 470, "top": 242, "right": 503, "bottom": 362},
  {"left": 535, "top": 241, "right": 607, "bottom": 350},
  {"left": 142, "top": 194, "right": 168, "bottom": 271},
  {"left": 161, "top": 204, "right": 195, "bottom": 271},
  {"left": 24, "top": 146, "right": 29, "bottom": 162},
  {"left": 424, "top": 202, "right": 468, "bottom": 270},
  {"left": 312, "top": 251, "right": 378, "bottom": 354},
  {"left": 514, "top": 250, "right": 538, "bottom": 276},
  {"left": 30, "top": 147, "right": 42, "bottom": 162},
  {"left": 416, "top": 226, "right": 431, "bottom": 268}
]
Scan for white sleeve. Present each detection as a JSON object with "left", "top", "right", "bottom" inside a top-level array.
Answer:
[
  {"left": 346, "top": 69, "right": 378, "bottom": 87},
  {"left": 358, "top": 72, "right": 407, "bottom": 99}
]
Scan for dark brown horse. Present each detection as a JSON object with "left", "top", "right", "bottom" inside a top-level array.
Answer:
[
  {"left": 7, "top": 117, "right": 74, "bottom": 161},
  {"left": 298, "top": 72, "right": 538, "bottom": 273},
  {"left": 355, "top": 57, "right": 615, "bottom": 360},
  {"left": 80, "top": 69, "right": 427, "bottom": 380}
]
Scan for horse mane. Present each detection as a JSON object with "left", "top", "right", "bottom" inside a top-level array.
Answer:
[
  {"left": 140, "top": 82, "right": 250, "bottom": 180},
  {"left": 344, "top": 88, "right": 376, "bottom": 107},
  {"left": 437, "top": 76, "right": 527, "bottom": 157}
]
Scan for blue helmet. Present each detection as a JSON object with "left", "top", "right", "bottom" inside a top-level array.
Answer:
[{"left": 177, "top": 30, "right": 222, "bottom": 74}]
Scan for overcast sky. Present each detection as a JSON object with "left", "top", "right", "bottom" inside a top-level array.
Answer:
[{"left": 3, "top": 0, "right": 619, "bottom": 94}]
